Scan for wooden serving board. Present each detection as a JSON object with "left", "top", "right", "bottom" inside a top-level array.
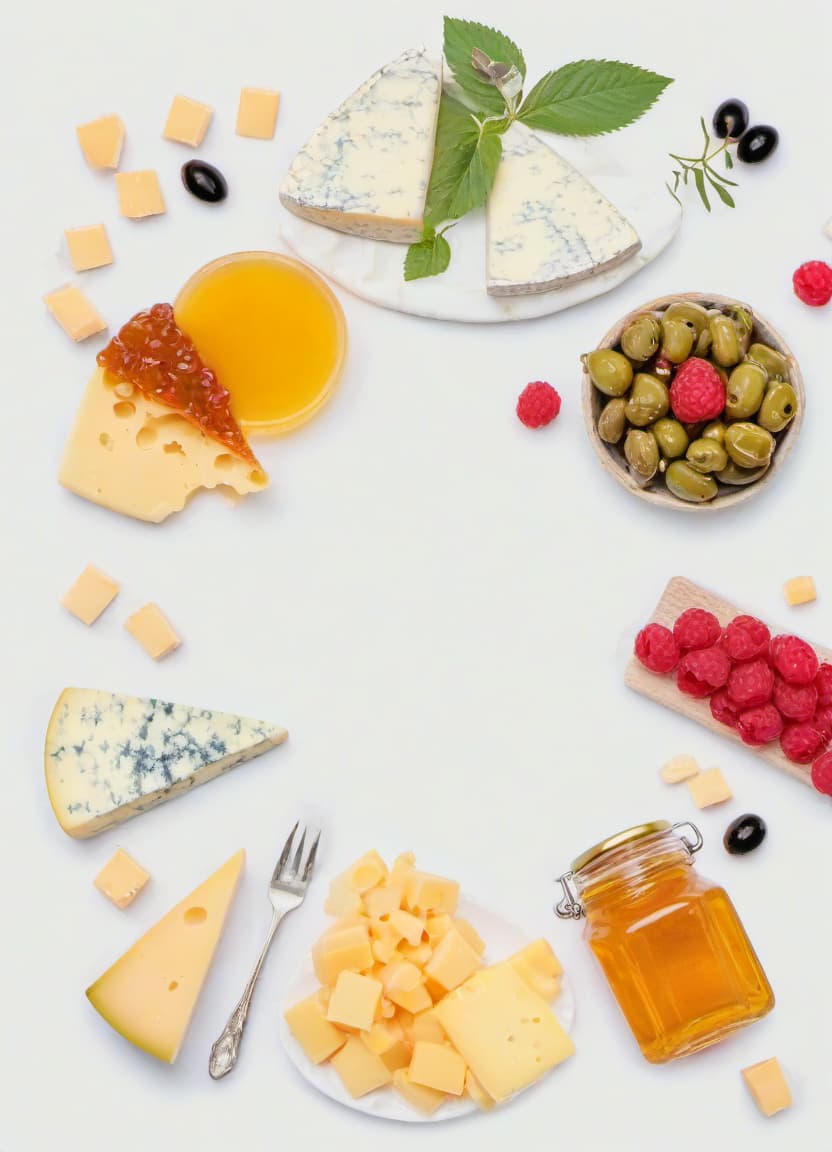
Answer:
[{"left": 625, "top": 576, "right": 832, "bottom": 791}]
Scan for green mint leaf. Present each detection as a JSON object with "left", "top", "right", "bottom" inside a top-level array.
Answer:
[
  {"left": 443, "top": 16, "right": 526, "bottom": 115},
  {"left": 666, "top": 182, "right": 682, "bottom": 208},
  {"left": 703, "top": 163, "right": 737, "bottom": 188},
  {"left": 404, "top": 231, "right": 452, "bottom": 281},
  {"left": 423, "top": 95, "right": 504, "bottom": 227},
  {"left": 693, "top": 167, "right": 711, "bottom": 212},
  {"left": 724, "top": 150, "right": 734, "bottom": 169},
  {"left": 517, "top": 59, "right": 672, "bottom": 136},
  {"left": 699, "top": 116, "right": 711, "bottom": 154},
  {"left": 705, "top": 172, "right": 735, "bottom": 208}
]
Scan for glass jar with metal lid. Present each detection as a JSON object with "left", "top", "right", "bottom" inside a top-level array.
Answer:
[{"left": 556, "top": 820, "right": 774, "bottom": 1063}]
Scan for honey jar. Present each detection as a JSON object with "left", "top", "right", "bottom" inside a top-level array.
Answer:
[{"left": 556, "top": 820, "right": 774, "bottom": 1063}]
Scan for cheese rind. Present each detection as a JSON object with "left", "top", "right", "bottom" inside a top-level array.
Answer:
[
  {"left": 486, "top": 123, "right": 641, "bottom": 297},
  {"left": 280, "top": 48, "right": 441, "bottom": 243},
  {"left": 76, "top": 115, "right": 125, "bottom": 169},
  {"left": 45, "top": 687, "right": 287, "bottom": 838}
]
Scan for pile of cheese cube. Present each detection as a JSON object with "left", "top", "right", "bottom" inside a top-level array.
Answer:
[{"left": 284, "top": 851, "right": 574, "bottom": 1115}]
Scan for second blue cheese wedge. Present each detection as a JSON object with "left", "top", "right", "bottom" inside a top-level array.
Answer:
[
  {"left": 279, "top": 48, "right": 442, "bottom": 243},
  {"left": 486, "top": 123, "right": 641, "bottom": 297},
  {"left": 45, "top": 688, "right": 287, "bottom": 838}
]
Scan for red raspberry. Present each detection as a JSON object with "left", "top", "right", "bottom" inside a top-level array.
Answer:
[
  {"left": 813, "top": 705, "right": 832, "bottom": 743},
  {"left": 710, "top": 688, "right": 740, "bottom": 727},
  {"left": 723, "top": 615, "right": 771, "bottom": 662},
  {"left": 770, "top": 634, "right": 819, "bottom": 685},
  {"left": 634, "top": 623, "right": 679, "bottom": 673},
  {"left": 677, "top": 646, "right": 731, "bottom": 697},
  {"left": 811, "top": 751, "right": 832, "bottom": 796},
  {"left": 815, "top": 663, "right": 832, "bottom": 706},
  {"left": 793, "top": 260, "right": 832, "bottom": 307},
  {"left": 669, "top": 358, "right": 726, "bottom": 423},
  {"left": 516, "top": 382, "right": 562, "bottom": 428},
  {"left": 736, "top": 703, "right": 784, "bottom": 746},
  {"left": 780, "top": 722, "right": 827, "bottom": 764},
  {"left": 773, "top": 676, "right": 818, "bottom": 721},
  {"left": 674, "top": 608, "right": 722, "bottom": 652},
  {"left": 726, "top": 658, "right": 774, "bottom": 709}
]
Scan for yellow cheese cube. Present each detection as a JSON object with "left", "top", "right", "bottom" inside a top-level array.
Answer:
[
  {"left": 386, "top": 982, "right": 432, "bottom": 1014},
  {"left": 660, "top": 754, "right": 700, "bottom": 784},
  {"left": 392, "top": 1068, "right": 447, "bottom": 1116},
  {"left": 507, "top": 939, "right": 563, "bottom": 1002},
  {"left": 409, "top": 1041, "right": 466, "bottom": 1096},
  {"left": 404, "top": 870, "right": 460, "bottom": 915},
  {"left": 284, "top": 994, "right": 347, "bottom": 1064},
  {"left": 61, "top": 564, "right": 119, "bottom": 625},
  {"left": 379, "top": 998, "right": 396, "bottom": 1020},
  {"left": 330, "top": 1035, "right": 392, "bottom": 1098},
  {"left": 389, "top": 908, "right": 425, "bottom": 947},
  {"left": 371, "top": 927, "right": 402, "bottom": 965},
  {"left": 741, "top": 1057, "right": 792, "bottom": 1117},
  {"left": 435, "top": 963, "right": 575, "bottom": 1103},
  {"left": 312, "top": 924, "right": 373, "bottom": 986},
  {"left": 163, "top": 95, "right": 213, "bottom": 146},
  {"left": 398, "top": 941, "right": 432, "bottom": 967},
  {"left": 324, "top": 880, "right": 364, "bottom": 918},
  {"left": 363, "top": 883, "right": 403, "bottom": 920},
  {"left": 425, "top": 914, "right": 452, "bottom": 942},
  {"left": 327, "top": 971, "right": 383, "bottom": 1032},
  {"left": 44, "top": 285, "right": 106, "bottom": 342},
  {"left": 116, "top": 170, "right": 165, "bottom": 219},
  {"left": 362, "top": 1022, "right": 412, "bottom": 1072},
  {"left": 65, "top": 225, "right": 114, "bottom": 272},
  {"left": 453, "top": 918, "right": 486, "bottom": 956},
  {"left": 333, "top": 850, "right": 389, "bottom": 896},
  {"left": 687, "top": 767, "right": 732, "bottom": 809},
  {"left": 93, "top": 848, "right": 149, "bottom": 909},
  {"left": 465, "top": 1069, "right": 496, "bottom": 1111},
  {"left": 124, "top": 603, "right": 181, "bottom": 661},
  {"left": 784, "top": 576, "right": 817, "bottom": 606},
  {"left": 236, "top": 87, "right": 281, "bottom": 139},
  {"left": 410, "top": 1010, "right": 445, "bottom": 1044},
  {"left": 424, "top": 927, "right": 481, "bottom": 993},
  {"left": 379, "top": 958, "right": 422, "bottom": 995},
  {"left": 390, "top": 852, "right": 416, "bottom": 880},
  {"left": 76, "top": 115, "right": 125, "bottom": 169}
]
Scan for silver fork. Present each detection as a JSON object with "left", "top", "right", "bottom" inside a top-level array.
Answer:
[{"left": 209, "top": 821, "right": 321, "bottom": 1080}]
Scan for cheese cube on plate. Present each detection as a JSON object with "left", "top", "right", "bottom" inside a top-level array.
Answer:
[
  {"left": 742, "top": 1057, "right": 792, "bottom": 1116},
  {"left": 392, "top": 1068, "right": 446, "bottom": 1116},
  {"left": 326, "top": 971, "right": 382, "bottom": 1032},
  {"left": 424, "top": 927, "right": 481, "bottom": 993},
  {"left": 452, "top": 918, "right": 486, "bottom": 956},
  {"left": 284, "top": 994, "right": 347, "bottom": 1064},
  {"left": 465, "top": 1069, "right": 496, "bottom": 1111},
  {"left": 507, "top": 938, "right": 563, "bottom": 1002},
  {"left": 61, "top": 564, "right": 119, "bottom": 625},
  {"left": 330, "top": 1035, "right": 392, "bottom": 1098},
  {"left": 116, "top": 170, "right": 165, "bottom": 219},
  {"left": 76, "top": 115, "right": 125, "bottom": 169},
  {"left": 65, "top": 225, "right": 114, "bottom": 272},
  {"left": 163, "top": 95, "right": 213, "bottom": 146},
  {"left": 312, "top": 924, "right": 373, "bottom": 986},
  {"left": 44, "top": 285, "right": 106, "bottom": 342},
  {"left": 124, "top": 603, "right": 181, "bottom": 660},
  {"left": 362, "top": 883, "right": 403, "bottom": 919},
  {"left": 404, "top": 870, "right": 460, "bottom": 915},
  {"left": 93, "top": 848, "right": 149, "bottom": 909},
  {"left": 408, "top": 1040, "right": 466, "bottom": 1096},
  {"left": 236, "top": 88, "right": 280, "bottom": 139}
]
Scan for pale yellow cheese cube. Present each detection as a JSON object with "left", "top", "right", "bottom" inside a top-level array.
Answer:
[
  {"left": 124, "top": 603, "right": 181, "bottom": 660},
  {"left": 379, "top": 958, "right": 422, "bottom": 995},
  {"left": 404, "top": 870, "right": 460, "bottom": 916},
  {"left": 362, "top": 1022, "right": 412, "bottom": 1072},
  {"left": 371, "top": 923, "right": 402, "bottom": 965},
  {"left": 687, "top": 767, "right": 732, "bottom": 809},
  {"left": 236, "top": 87, "right": 280, "bottom": 139},
  {"left": 390, "top": 852, "right": 416, "bottom": 880},
  {"left": 312, "top": 924, "right": 373, "bottom": 986},
  {"left": 742, "top": 1057, "right": 792, "bottom": 1116},
  {"left": 379, "top": 998, "right": 396, "bottom": 1021},
  {"left": 116, "top": 170, "right": 165, "bottom": 219},
  {"left": 409, "top": 1041, "right": 466, "bottom": 1096},
  {"left": 327, "top": 971, "right": 382, "bottom": 1032},
  {"left": 389, "top": 908, "right": 425, "bottom": 947},
  {"left": 424, "top": 927, "right": 481, "bottom": 993},
  {"left": 333, "top": 851, "right": 389, "bottom": 895},
  {"left": 465, "top": 1069, "right": 496, "bottom": 1111},
  {"left": 507, "top": 939, "right": 563, "bottom": 1002},
  {"left": 453, "top": 918, "right": 486, "bottom": 956},
  {"left": 284, "top": 994, "right": 347, "bottom": 1064},
  {"left": 324, "top": 880, "right": 364, "bottom": 918},
  {"left": 410, "top": 1010, "right": 445, "bottom": 1044},
  {"left": 44, "top": 285, "right": 106, "bottom": 342},
  {"left": 784, "top": 576, "right": 817, "bottom": 606},
  {"left": 61, "top": 564, "right": 119, "bottom": 625},
  {"left": 330, "top": 1035, "right": 392, "bottom": 1097},
  {"left": 425, "top": 914, "right": 452, "bottom": 942},
  {"left": 386, "top": 982, "right": 432, "bottom": 1014},
  {"left": 398, "top": 941, "right": 432, "bottom": 967},
  {"left": 363, "top": 883, "right": 403, "bottom": 920},
  {"left": 93, "top": 848, "right": 149, "bottom": 909},
  {"left": 76, "top": 115, "right": 125, "bottom": 169},
  {"left": 163, "top": 95, "right": 213, "bottom": 146},
  {"left": 65, "top": 225, "right": 114, "bottom": 272},
  {"left": 660, "top": 754, "right": 700, "bottom": 784},
  {"left": 392, "top": 1068, "right": 446, "bottom": 1116}
]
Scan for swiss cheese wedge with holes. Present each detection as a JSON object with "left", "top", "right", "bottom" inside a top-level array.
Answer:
[{"left": 59, "top": 368, "right": 268, "bottom": 522}]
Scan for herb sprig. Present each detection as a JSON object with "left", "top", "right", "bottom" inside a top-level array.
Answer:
[{"left": 666, "top": 117, "right": 737, "bottom": 212}]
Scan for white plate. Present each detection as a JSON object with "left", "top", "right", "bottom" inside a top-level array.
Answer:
[{"left": 279, "top": 896, "right": 575, "bottom": 1123}]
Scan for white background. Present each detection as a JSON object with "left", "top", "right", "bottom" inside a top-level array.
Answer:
[{"left": 3, "top": 0, "right": 832, "bottom": 1148}]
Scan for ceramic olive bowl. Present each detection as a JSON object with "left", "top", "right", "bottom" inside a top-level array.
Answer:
[{"left": 581, "top": 293, "right": 805, "bottom": 512}]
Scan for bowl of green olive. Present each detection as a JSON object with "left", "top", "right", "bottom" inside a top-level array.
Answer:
[{"left": 581, "top": 294, "right": 804, "bottom": 510}]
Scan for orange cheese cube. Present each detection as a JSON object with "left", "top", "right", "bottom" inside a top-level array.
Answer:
[
  {"left": 327, "top": 971, "right": 383, "bottom": 1032},
  {"left": 424, "top": 927, "right": 481, "bottom": 992},
  {"left": 236, "top": 87, "right": 280, "bottom": 139},
  {"left": 389, "top": 908, "right": 425, "bottom": 947},
  {"left": 65, "top": 225, "right": 114, "bottom": 272},
  {"left": 453, "top": 918, "right": 486, "bottom": 956},
  {"left": 363, "top": 883, "right": 403, "bottom": 919},
  {"left": 409, "top": 1041, "right": 466, "bottom": 1096},
  {"left": 93, "top": 848, "right": 149, "bottom": 909},
  {"left": 163, "top": 95, "right": 213, "bottom": 146},
  {"left": 392, "top": 1068, "right": 446, "bottom": 1116},
  {"left": 507, "top": 939, "right": 563, "bottom": 1002},
  {"left": 741, "top": 1057, "right": 792, "bottom": 1117},
  {"left": 465, "top": 1069, "right": 496, "bottom": 1111},
  {"left": 76, "top": 115, "right": 125, "bottom": 169},
  {"left": 61, "top": 564, "right": 119, "bottom": 625},
  {"left": 124, "top": 603, "right": 181, "bottom": 660},
  {"left": 784, "top": 576, "right": 817, "bottom": 606},
  {"left": 312, "top": 924, "right": 373, "bottom": 986},
  {"left": 116, "top": 171, "right": 165, "bottom": 219},
  {"left": 404, "top": 870, "right": 460, "bottom": 916},
  {"left": 687, "top": 767, "right": 732, "bottom": 809},
  {"left": 44, "top": 285, "right": 106, "bottom": 342},
  {"left": 284, "top": 994, "right": 347, "bottom": 1064},
  {"left": 410, "top": 1010, "right": 445, "bottom": 1044},
  {"left": 330, "top": 1035, "right": 392, "bottom": 1098}
]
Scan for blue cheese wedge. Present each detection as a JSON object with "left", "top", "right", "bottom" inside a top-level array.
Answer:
[
  {"left": 45, "top": 688, "right": 287, "bottom": 838},
  {"left": 280, "top": 47, "right": 441, "bottom": 243},
  {"left": 486, "top": 123, "right": 641, "bottom": 297}
]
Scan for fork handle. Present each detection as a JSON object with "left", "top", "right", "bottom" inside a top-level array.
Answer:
[{"left": 209, "top": 909, "right": 284, "bottom": 1080}]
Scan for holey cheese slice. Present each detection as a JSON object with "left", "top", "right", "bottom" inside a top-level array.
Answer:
[
  {"left": 87, "top": 850, "right": 244, "bottom": 1062},
  {"left": 59, "top": 368, "right": 268, "bottom": 523},
  {"left": 45, "top": 688, "right": 288, "bottom": 838},
  {"left": 486, "top": 123, "right": 641, "bottom": 297},
  {"left": 280, "top": 48, "right": 441, "bottom": 243}
]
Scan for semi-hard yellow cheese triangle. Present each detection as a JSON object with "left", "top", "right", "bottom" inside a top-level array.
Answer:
[
  {"left": 86, "top": 850, "right": 245, "bottom": 1062},
  {"left": 59, "top": 368, "right": 268, "bottom": 522}
]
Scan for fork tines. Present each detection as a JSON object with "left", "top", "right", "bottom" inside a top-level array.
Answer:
[{"left": 273, "top": 821, "right": 321, "bottom": 886}]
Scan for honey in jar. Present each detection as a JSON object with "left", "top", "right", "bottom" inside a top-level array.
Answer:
[{"left": 556, "top": 820, "right": 774, "bottom": 1063}]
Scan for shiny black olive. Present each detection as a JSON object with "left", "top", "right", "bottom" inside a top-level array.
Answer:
[
  {"left": 737, "top": 125, "right": 779, "bottom": 164},
  {"left": 713, "top": 99, "right": 749, "bottom": 140},
  {"left": 181, "top": 159, "right": 228, "bottom": 203},
  {"left": 723, "top": 813, "right": 767, "bottom": 855}
]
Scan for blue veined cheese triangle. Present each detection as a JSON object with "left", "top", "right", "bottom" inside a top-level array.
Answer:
[
  {"left": 280, "top": 47, "right": 442, "bottom": 243},
  {"left": 486, "top": 123, "right": 641, "bottom": 296},
  {"left": 45, "top": 688, "right": 288, "bottom": 838}
]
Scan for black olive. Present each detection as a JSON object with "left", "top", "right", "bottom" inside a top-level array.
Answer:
[
  {"left": 737, "top": 126, "right": 779, "bottom": 164},
  {"left": 723, "top": 813, "right": 767, "bottom": 855},
  {"left": 181, "top": 160, "right": 228, "bottom": 203},
  {"left": 713, "top": 99, "right": 749, "bottom": 140}
]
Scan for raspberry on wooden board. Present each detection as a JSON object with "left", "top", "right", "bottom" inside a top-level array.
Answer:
[
  {"left": 811, "top": 751, "right": 832, "bottom": 795},
  {"left": 736, "top": 703, "right": 784, "bottom": 747},
  {"left": 727, "top": 659, "right": 774, "bottom": 709},
  {"left": 677, "top": 646, "right": 730, "bottom": 697},
  {"left": 634, "top": 624, "right": 680, "bottom": 673},
  {"left": 771, "top": 635, "right": 819, "bottom": 685},
  {"left": 674, "top": 608, "right": 722, "bottom": 652},
  {"left": 723, "top": 615, "right": 770, "bottom": 662}
]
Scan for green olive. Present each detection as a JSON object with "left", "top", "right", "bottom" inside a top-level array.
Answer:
[
  {"left": 620, "top": 315, "right": 661, "bottom": 362},
  {"left": 694, "top": 327, "right": 713, "bottom": 357},
  {"left": 624, "top": 429, "right": 659, "bottom": 483},
  {"left": 757, "top": 380, "right": 798, "bottom": 432},
  {"left": 665, "top": 461, "right": 719, "bottom": 503},
  {"left": 746, "top": 342, "right": 789, "bottom": 382},
  {"left": 702, "top": 421, "right": 726, "bottom": 444},
  {"left": 725, "top": 361, "right": 767, "bottom": 420},
  {"left": 686, "top": 438, "right": 728, "bottom": 473},
  {"left": 597, "top": 398, "right": 627, "bottom": 444},
  {"left": 709, "top": 314, "right": 743, "bottom": 367},
  {"left": 724, "top": 422, "right": 776, "bottom": 468},
  {"left": 659, "top": 318, "right": 695, "bottom": 364},
  {"left": 653, "top": 418, "right": 689, "bottom": 460},
  {"left": 624, "top": 373, "right": 669, "bottom": 427},
  {"left": 725, "top": 306, "right": 754, "bottom": 356},
  {"left": 583, "top": 349, "right": 633, "bottom": 397},
  {"left": 716, "top": 460, "right": 770, "bottom": 486},
  {"left": 663, "top": 301, "right": 710, "bottom": 337}
]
